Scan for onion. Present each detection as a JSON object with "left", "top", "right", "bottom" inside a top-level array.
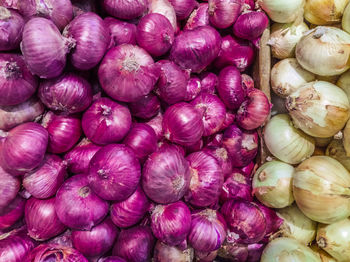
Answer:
[
  {"left": 311, "top": 244, "right": 337, "bottom": 262},
  {"left": 170, "top": 26, "right": 221, "bottom": 73},
  {"left": 220, "top": 171, "right": 252, "bottom": 203},
  {"left": 208, "top": 0, "right": 242, "bottom": 29},
  {"left": 0, "top": 54, "right": 38, "bottom": 106},
  {"left": 185, "top": 77, "right": 201, "bottom": 101},
  {"left": 217, "top": 66, "right": 245, "bottom": 110},
  {"left": 153, "top": 241, "right": 194, "bottom": 262},
  {"left": 220, "top": 112, "right": 236, "bottom": 132},
  {"left": 48, "top": 230, "right": 73, "bottom": 248},
  {"left": 0, "top": 122, "right": 48, "bottom": 175},
  {"left": 256, "top": 203, "right": 283, "bottom": 237},
  {"left": 217, "top": 243, "right": 249, "bottom": 261},
  {"left": 103, "top": 0, "right": 148, "bottom": 20},
  {"left": 72, "top": 0, "right": 96, "bottom": 17},
  {"left": 188, "top": 209, "right": 227, "bottom": 252},
  {"left": 163, "top": 102, "right": 204, "bottom": 146},
  {"left": 157, "top": 141, "right": 185, "bottom": 156},
  {"left": 72, "top": 217, "right": 118, "bottom": 257},
  {"left": 286, "top": 81, "right": 350, "bottom": 138},
  {"left": 146, "top": 112, "right": 164, "bottom": 138},
  {"left": 305, "top": 0, "right": 349, "bottom": 25},
  {"left": 98, "top": 44, "right": 158, "bottom": 102},
  {"left": 264, "top": 114, "right": 315, "bottom": 164},
  {"left": 39, "top": 73, "right": 92, "bottom": 114},
  {"left": 337, "top": 70, "right": 350, "bottom": 102},
  {"left": 105, "top": 17, "right": 137, "bottom": 48},
  {"left": 223, "top": 124, "right": 258, "bottom": 167},
  {"left": 82, "top": 97, "right": 132, "bottom": 145},
  {"left": 0, "top": 166, "right": 20, "bottom": 212},
  {"left": 233, "top": 11, "right": 269, "bottom": 40},
  {"left": 142, "top": 146, "right": 190, "bottom": 204},
  {"left": 0, "top": 196, "right": 25, "bottom": 230},
  {"left": 326, "top": 139, "right": 350, "bottom": 171},
  {"left": 55, "top": 174, "right": 109, "bottom": 230},
  {"left": 343, "top": 2, "right": 350, "bottom": 34},
  {"left": 200, "top": 72, "right": 217, "bottom": 94},
  {"left": 195, "top": 250, "right": 218, "bottom": 262},
  {"left": 0, "top": 7, "right": 24, "bottom": 51},
  {"left": 112, "top": 226, "right": 155, "bottom": 262},
  {"left": 169, "top": 0, "right": 197, "bottom": 20},
  {"left": 258, "top": 0, "right": 304, "bottom": 23},
  {"left": 129, "top": 94, "right": 160, "bottom": 119},
  {"left": 184, "top": 3, "right": 209, "bottom": 30},
  {"left": 148, "top": 0, "right": 178, "bottom": 31},
  {"left": 99, "top": 257, "right": 127, "bottom": 262}
]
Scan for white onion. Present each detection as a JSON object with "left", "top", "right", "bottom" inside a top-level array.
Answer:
[
  {"left": 342, "top": 2, "right": 350, "bottom": 34},
  {"left": 257, "top": 0, "right": 304, "bottom": 23},
  {"left": 336, "top": 70, "right": 350, "bottom": 102},
  {"left": 305, "top": 0, "right": 349, "bottom": 25},
  {"left": 343, "top": 119, "right": 350, "bottom": 156},
  {"left": 326, "top": 139, "right": 350, "bottom": 171}
]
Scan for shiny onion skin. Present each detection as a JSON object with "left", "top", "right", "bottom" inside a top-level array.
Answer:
[
  {"left": 48, "top": 230, "right": 73, "bottom": 248},
  {"left": 42, "top": 112, "right": 82, "bottom": 154},
  {"left": 72, "top": 217, "right": 118, "bottom": 257},
  {"left": 0, "top": 7, "right": 24, "bottom": 51},
  {"left": 103, "top": 0, "right": 148, "bottom": 20},
  {"left": 153, "top": 241, "right": 194, "bottom": 262},
  {"left": 203, "top": 146, "right": 232, "bottom": 178},
  {"left": 0, "top": 54, "right": 38, "bottom": 106},
  {"left": 0, "top": 196, "right": 25, "bottom": 230},
  {"left": 136, "top": 13, "right": 174, "bottom": 57},
  {"left": 200, "top": 72, "right": 217, "bottom": 94},
  {"left": 170, "top": 26, "right": 222, "bottom": 73},
  {"left": 185, "top": 151, "right": 224, "bottom": 207},
  {"left": 255, "top": 203, "right": 283, "bottom": 237},
  {"left": 208, "top": 0, "right": 242, "bottom": 29},
  {"left": 55, "top": 174, "right": 109, "bottom": 230},
  {"left": 25, "top": 197, "right": 66, "bottom": 241},
  {"left": 110, "top": 186, "right": 150, "bottom": 228},
  {"left": 129, "top": 93, "right": 161, "bottom": 119},
  {"left": 142, "top": 147, "right": 190, "bottom": 204},
  {"left": 185, "top": 77, "right": 201, "bottom": 101},
  {"left": 38, "top": 73, "right": 93, "bottom": 114},
  {"left": 148, "top": 0, "right": 178, "bottom": 31},
  {"left": 146, "top": 112, "right": 164, "bottom": 138},
  {"left": 169, "top": 0, "right": 197, "bottom": 20},
  {"left": 0, "top": 122, "right": 48, "bottom": 175},
  {"left": 184, "top": 3, "right": 209, "bottom": 30},
  {"left": 112, "top": 226, "right": 155, "bottom": 262},
  {"left": 98, "top": 44, "right": 158, "bottom": 102},
  {"left": 233, "top": 11, "right": 269, "bottom": 40},
  {"left": 105, "top": 17, "right": 137, "bottom": 48},
  {"left": 99, "top": 257, "right": 127, "bottom": 262},
  {"left": 163, "top": 102, "right": 204, "bottom": 146},
  {"left": 184, "top": 138, "right": 203, "bottom": 154},
  {"left": 188, "top": 209, "right": 227, "bottom": 252},
  {"left": 82, "top": 98, "right": 132, "bottom": 145},
  {"left": 0, "top": 166, "right": 20, "bottom": 212},
  {"left": 157, "top": 141, "right": 186, "bottom": 156},
  {"left": 23, "top": 154, "right": 67, "bottom": 199},
  {"left": 220, "top": 171, "right": 253, "bottom": 203},
  {"left": 151, "top": 201, "right": 191, "bottom": 245},
  {"left": 63, "top": 12, "right": 110, "bottom": 70}
]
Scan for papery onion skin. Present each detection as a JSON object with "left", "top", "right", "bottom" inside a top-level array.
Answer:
[
  {"left": 103, "top": 0, "right": 148, "bottom": 20},
  {"left": 0, "top": 166, "right": 20, "bottom": 212},
  {"left": 304, "top": 0, "right": 349, "bottom": 25},
  {"left": 326, "top": 139, "right": 350, "bottom": 171},
  {"left": 195, "top": 250, "right": 218, "bottom": 262},
  {"left": 148, "top": 0, "right": 178, "bottom": 31},
  {"left": 0, "top": 7, "right": 24, "bottom": 51},
  {"left": 208, "top": 0, "right": 242, "bottom": 29},
  {"left": 233, "top": 11, "right": 269, "bottom": 40},
  {"left": 99, "top": 257, "right": 127, "bottom": 262},
  {"left": 146, "top": 112, "right": 164, "bottom": 138},
  {"left": 47, "top": 230, "right": 73, "bottom": 248},
  {"left": 343, "top": 2, "right": 350, "bottom": 34},
  {"left": 200, "top": 71, "right": 217, "bottom": 94},
  {"left": 220, "top": 171, "right": 252, "bottom": 203},
  {"left": 105, "top": 17, "right": 137, "bottom": 48},
  {"left": 184, "top": 3, "right": 209, "bottom": 30},
  {"left": 343, "top": 120, "right": 350, "bottom": 157},
  {"left": 217, "top": 243, "right": 249, "bottom": 261},
  {"left": 169, "top": 0, "right": 197, "bottom": 20},
  {"left": 0, "top": 196, "right": 25, "bottom": 230},
  {"left": 185, "top": 77, "right": 201, "bottom": 101},
  {"left": 256, "top": 203, "right": 283, "bottom": 237},
  {"left": 72, "top": 0, "right": 97, "bottom": 17},
  {"left": 311, "top": 244, "right": 337, "bottom": 262},
  {"left": 153, "top": 241, "right": 194, "bottom": 262},
  {"left": 258, "top": 0, "right": 304, "bottom": 23},
  {"left": 129, "top": 94, "right": 160, "bottom": 119}
]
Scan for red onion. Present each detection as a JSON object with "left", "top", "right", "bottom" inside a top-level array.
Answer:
[
  {"left": 241, "top": 73, "right": 255, "bottom": 90},
  {"left": 25, "top": 197, "right": 66, "bottom": 241},
  {"left": 157, "top": 140, "right": 186, "bottom": 156},
  {"left": 200, "top": 72, "right": 217, "bottom": 94},
  {"left": 72, "top": 217, "right": 118, "bottom": 257},
  {"left": 142, "top": 146, "right": 190, "bottom": 204},
  {"left": 88, "top": 144, "right": 141, "bottom": 201},
  {"left": 82, "top": 97, "right": 132, "bottom": 145},
  {"left": 0, "top": 122, "right": 48, "bottom": 175},
  {"left": 112, "top": 226, "right": 155, "bottom": 262},
  {"left": 129, "top": 93, "right": 160, "bottom": 119},
  {"left": 137, "top": 13, "right": 174, "bottom": 57},
  {"left": 255, "top": 203, "right": 283, "bottom": 237},
  {"left": 239, "top": 161, "right": 255, "bottom": 177},
  {"left": 0, "top": 0, "right": 19, "bottom": 9},
  {"left": 145, "top": 112, "right": 164, "bottom": 138},
  {"left": 55, "top": 174, "right": 109, "bottom": 230},
  {"left": 0, "top": 7, "right": 24, "bottom": 51},
  {"left": 184, "top": 3, "right": 209, "bottom": 30},
  {"left": 202, "top": 146, "right": 232, "bottom": 177},
  {"left": 39, "top": 73, "right": 92, "bottom": 114},
  {"left": 103, "top": 0, "right": 148, "bottom": 20},
  {"left": 23, "top": 154, "right": 66, "bottom": 199},
  {"left": 0, "top": 54, "right": 37, "bottom": 106},
  {"left": 247, "top": 243, "right": 265, "bottom": 262},
  {"left": 217, "top": 66, "right": 245, "bottom": 110},
  {"left": 185, "top": 77, "right": 201, "bottom": 101},
  {"left": 169, "top": 0, "right": 197, "bottom": 20},
  {"left": 0, "top": 97, "right": 44, "bottom": 131},
  {"left": 18, "top": 0, "right": 73, "bottom": 30},
  {"left": 153, "top": 241, "right": 194, "bottom": 262},
  {"left": 149, "top": 0, "right": 178, "bottom": 31},
  {"left": 204, "top": 133, "right": 223, "bottom": 147},
  {"left": 233, "top": 11, "right": 269, "bottom": 40},
  {"left": 163, "top": 102, "right": 204, "bottom": 146},
  {"left": 48, "top": 230, "right": 73, "bottom": 248},
  {"left": 170, "top": 26, "right": 221, "bottom": 73},
  {"left": 217, "top": 243, "right": 249, "bottom": 261},
  {"left": 220, "top": 112, "right": 236, "bottom": 132},
  {"left": 105, "top": 17, "right": 137, "bottom": 48},
  {"left": 98, "top": 44, "right": 158, "bottom": 102},
  {"left": 236, "top": 88, "right": 271, "bottom": 130},
  {"left": 0, "top": 166, "right": 20, "bottom": 212},
  {"left": 220, "top": 171, "right": 252, "bottom": 203},
  {"left": 208, "top": 0, "right": 242, "bottom": 28},
  {"left": 111, "top": 186, "right": 150, "bottom": 228},
  {"left": 184, "top": 138, "right": 204, "bottom": 154},
  {"left": 99, "top": 257, "right": 127, "bottom": 262},
  {"left": 63, "top": 12, "right": 110, "bottom": 70},
  {"left": 0, "top": 196, "right": 25, "bottom": 230},
  {"left": 223, "top": 124, "right": 258, "bottom": 167},
  {"left": 195, "top": 250, "right": 218, "bottom": 261},
  {"left": 221, "top": 199, "right": 266, "bottom": 244},
  {"left": 21, "top": 17, "right": 72, "bottom": 79},
  {"left": 72, "top": 0, "right": 97, "bottom": 17},
  {"left": 64, "top": 139, "right": 101, "bottom": 174},
  {"left": 188, "top": 209, "right": 227, "bottom": 252},
  {"left": 151, "top": 201, "right": 191, "bottom": 245},
  {"left": 243, "top": 0, "right": 254, "bottom": 9}
]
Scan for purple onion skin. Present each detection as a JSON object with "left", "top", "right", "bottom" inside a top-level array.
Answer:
[
  {"left": 142, "top": 147, "right": 190, "bottom": 204},
  {"left": 110, "top": 186, "right": 150, "bottom": 228},
  {"left": 220, "top": 111, "right": 236, "bottom": 131},
  {"left": 0, "top": 196, "right": 25, "bottom": 230},
  {"left": 82, "top": 97, "right": 132, "bottom": 145},
  {"left": 0, "top": 7, "right": 24, "bottom": 51},
  {"left": 64, "top": 139, "right": 101, "bottom": 174},
  {"left": 0, "top": 166, "right": 20, "bottom": 212},
  {"left": 72, "top": 0, "right": 97, "bottom": 17},
  {"left": 98, "top": 44, "right": 159, "bottom": 103},
  {"left": 184, "top": 3, "right": 209, "bottom": 30},
  {"left": 217, "top": 242, "right": 248, "bottom": 261},
  {"left": 255, "top": 203, "right": 283, "bottom": 237},
  {"left": 63, "top": 12, "right": 110, "bottom": 70},
  {"left": 247, "top": 243, "right": 265, "bottom": 262},
  {"left": 105, "top": 17, "right": 137, "bottom": 48},
  {"left": 112, "top": 226, "right": 155, "bottom": 262},
  {"left": 48, "top": 230, "right": 73, "bottom": 248},
  {"left": 39, "top": 73, "right": 93, "bottom": 114},
  {"left": 151, "top": 201, "right": 191, "bottom": 246},
  {"left": 204, "top": 133, "right": 223, "bottom": 147},
  {"left": 99, "top": 257, "right": 127, "bottom": 262},
  {"left": 233, "top": 11, "right": 269, "bottom": 40},
  {"left": 145, "top": 112, "right": 164, "bottom": 139},
  {"left": 55, "top": 174, "right": 109, "bottom": 230},
  {"left": 189, "top": 209, "right": 227, "bottom": 252},
  {"left": 223, "top": 124, "right": 258, "bottom": 167},
  {"left": 88, "top": 144, "right": 141, "bottom": 201},
  {"left": 72, "top": 217, "right": 118, "bottom": 257},
  {"left": 185, "top": 77, "right": 201, "bottom": 101},
  {"left": 195, "top": 250, "right": 218, "bottom": 262},
  {"left": 153, "top": 241, "right": 194, "bottom": 262},
  {"left": 221, "top": 199, "right": 267, "bottom": 244},
  {"left": 170, "top": 26, "right": 221, "bottom": 73},
  {"left": 103, "top": 0, "right": 148, "bottom": 20},
  {"left": 200, "top": 72, "right": 217, "bottom": 94},
  {"left": 220, "top": 171, "right": 253, "bottom": 203},
  {"left": 238, "top": 161, "right": 255, "bottom": 177},
  {"left": 169, "top": 0, "right": 197, "bottom": 20},
  {"left": 184, "top": 138, "right": 203, "bottom": 154},
  {"left": 20, "top": 17, "right": 71, "bottom": 79},
  {"left": 202, "top": 146, "right": 232, "bottom": 178},
  {"left": 0, "top": 122, "right": 48, "bottom": 176},
  {"left": 157, "top": 141, "right": 186, "bottom": 156},
  {"left": 129, "top": 93, "right": 160, "bottom": 119},
  {"left": 0, "top": 54, "right": 38, "bottom": 106},
  {"left": 208, "top": 0, "right": 242, "bottom": 29},
  {"left": 23, "top": 154, "right": 67, "bottom": 199}
]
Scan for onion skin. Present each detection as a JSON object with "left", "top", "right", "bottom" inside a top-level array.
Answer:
[
  {"left": 146, "top": 112, "right": 164, "bottom": 138},
  {"left": 169, "top": 0, "right": 197, "bottom": 20},
  {"left": 200, "top": 71, "right": 217, "bottom": 94},
  {"left": 258, "top": 0, "right": 304, "bottom": 24},
  {"left": 129, "top": 94, "right": 160, "bottom": 119},
  {"left": 305, "top": 0, "right": 349, "bottom": 25},
  {"left": 184, "top": 77, "right": 201, "bottom": 101},
  {"left": 0, "top": 196, "right": 25, "bottom": 230},
  {"left": 220, "top": 171, "right": 252, "bottom": 203},
  {"left": 0, "top": 166, "right": 20, "bottom": 213},
  {"left": 99, "top": 257, "right": 127, "bottom": 262},
  {"left": 103, "top": 0, "right": 148, "bottom": 20},
  {"left": 148, "top": 0, "right": 178, "bottom": 31},
  {"left": 208, "top": 0, "right": 242, "bottom": 29},
  {"left": 153, "top": 241, "right": 194, "bottom": 262},
  {"left": 72, "top": 0, "right": 97, "bottom": 17},
  {"left": 0, "top": 7, "right": 24, "bottom": 51},
  {"left": 48, "top": 230, "right": 73, "bottom": 248},
  {"left": 233, "top": 11, "right": 269, "bottom": 40},
  {"left": 203, "top": 146, "right": 232, "bottom": 178},
  {"left": 255, "top": 203, "right": 283, "bottom": 237},
  {"left": 184, "top": 3, "right": 209, "bottom": 30},
  {"left": 105, "top": 17, "right": 137, "bottom": 48}
]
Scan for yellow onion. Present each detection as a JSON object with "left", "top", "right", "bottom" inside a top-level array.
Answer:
[
  {"left": 310, "top": 245, "right": 337, "bottom": 262},
  {"left": 257, "top": 0, "right": 305, "bottom": 23},
  {"left": 261, "top": 237, "right": 321, "bottom": 262},
  {"left": 293, "top": 156, "right": 350, "bottom": 224},
  {"left": 336, "top": 70, "right": 350, "bottom": 102},
  {"left": 264, "top": 114, "right": 315, "bottom": 164},
  {"left": 314, "top": 137, "right": 333, "bottom": 147},
  {"left": 342, "top": 2, "right": 350, "bottom": 33},
  {"left": 296, "top": 26, "right": 350, "bottom": 76},
  {"left": 343, "top": 120, "right": 350, "bottom": 156},
  {"left": 286, "top": 81, "right": 350, "bottom": 138},
  {"left": 275, "top": 203, "right": 317, "bottom": 245},
  {"left": 271, "top": 58, "right": 316, "bottom": 97},
  {"left": 268, "top": 22, "right": 309, "bottom": 59},
  {"left": 252, "top": 161, "right": 294, "bottom": 208},
  {"left": 326, "top": 139, "right": 350, "bottom": 171},
  {"left": 316, "top": 218, "right": 350, "bottom": 262},
  {"left": 304, "top": 0, "right": 349, "bottom": 25}
]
